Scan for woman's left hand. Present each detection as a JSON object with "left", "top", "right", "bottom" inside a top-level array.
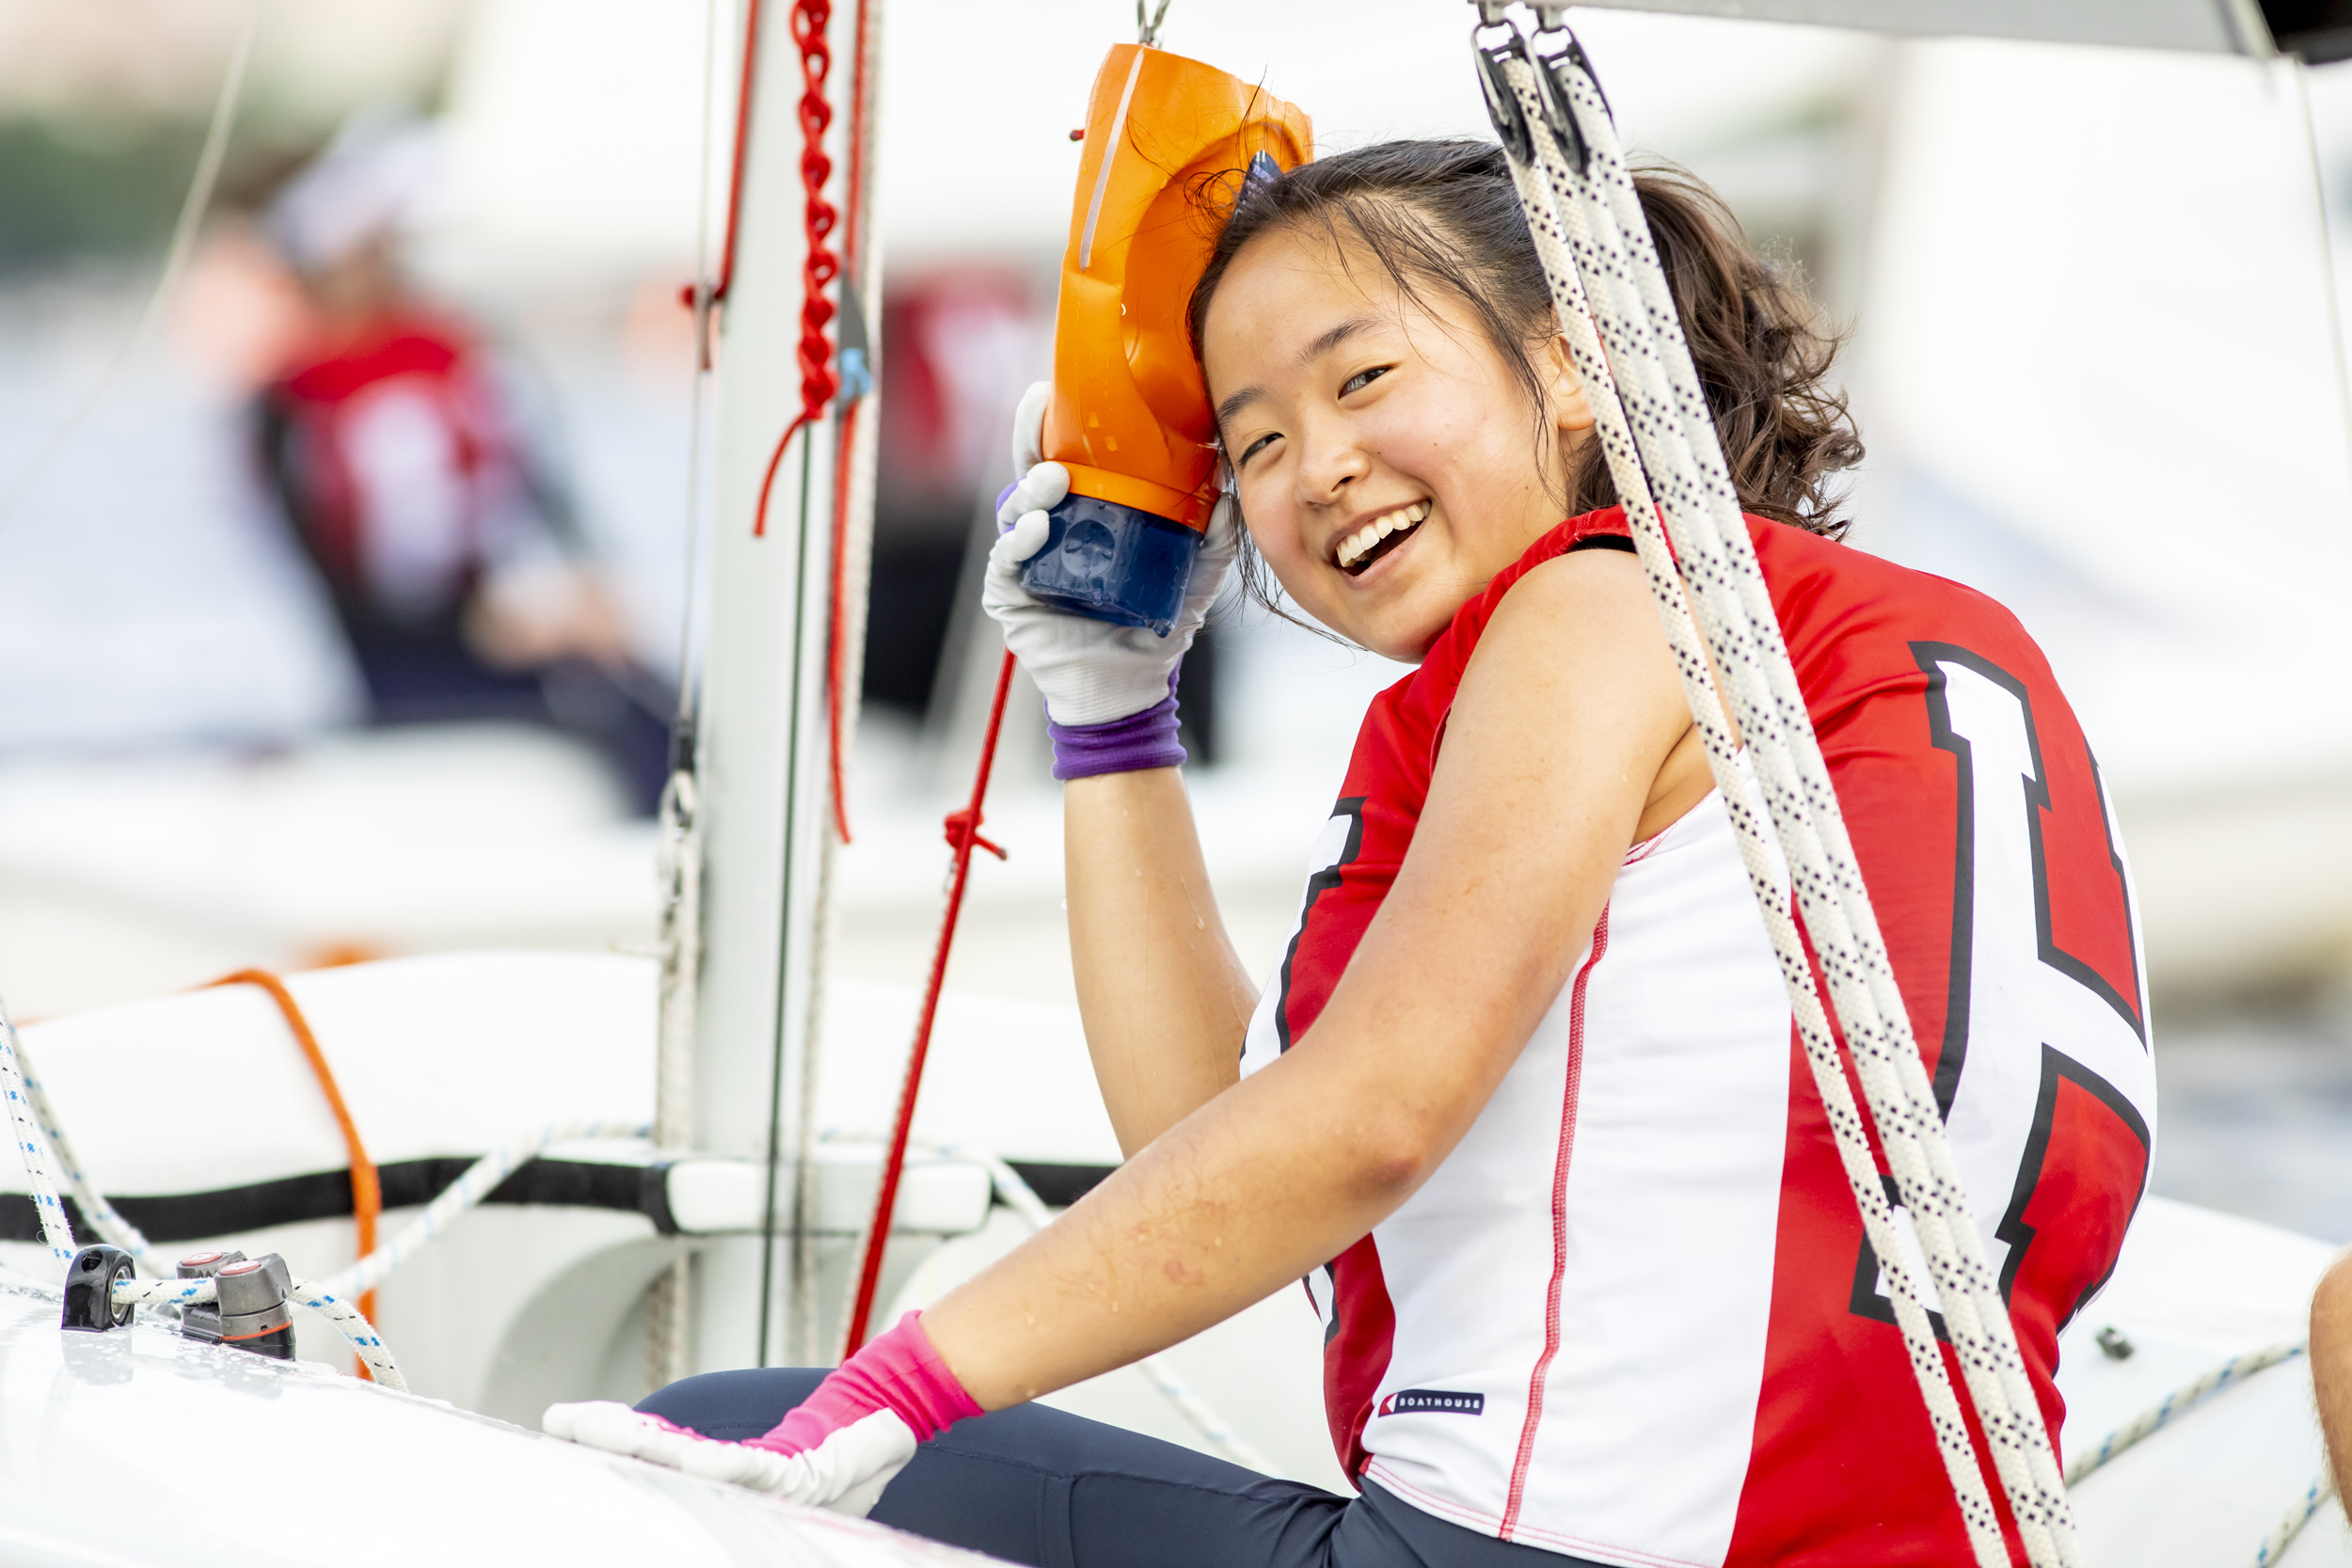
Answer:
[{"left": 542, "top": 1312, "right": 981, "bottom": 1516}]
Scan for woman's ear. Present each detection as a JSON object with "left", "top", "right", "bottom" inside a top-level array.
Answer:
[{"left": 1542, "top": 333, "right": 1597, "bottom": 436}]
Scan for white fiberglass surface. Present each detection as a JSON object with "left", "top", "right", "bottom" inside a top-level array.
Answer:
[
  {"left": 2056, "top": 1196, "right": 2349, "bottom": 1566},
  {"left": 0, "top": 1283, "right": 999, "bottom": 1568},
  {"left": 0, "top": 952, "right": 1119, "bottom": 1207}
]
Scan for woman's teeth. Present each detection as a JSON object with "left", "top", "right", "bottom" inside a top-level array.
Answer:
[{"left": 1336, "top": 500, "right": 1430, "bottom": 573}]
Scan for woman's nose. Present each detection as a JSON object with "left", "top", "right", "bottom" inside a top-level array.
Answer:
[{"left": 1294, "top": 420, "right": 1369, "bottom": 506}]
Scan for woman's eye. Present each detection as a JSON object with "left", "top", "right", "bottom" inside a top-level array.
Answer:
[
  {"left": 1340, "top": 365, "right": 1391, "bottom": 397},
  {"left": 1239, "top": 432, "right": 1279, "bottom": 466}
]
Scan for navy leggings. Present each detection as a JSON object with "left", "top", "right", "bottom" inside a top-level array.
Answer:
[{"left": 640, "top": 1370, "right": 1602, "bottom": 1568}]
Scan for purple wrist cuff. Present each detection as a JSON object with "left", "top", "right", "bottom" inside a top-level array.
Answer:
[{"left": 1049, "top": 680, "right": 1186, "bottom": 782}]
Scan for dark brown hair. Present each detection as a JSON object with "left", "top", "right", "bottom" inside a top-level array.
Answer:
[{"left": 1187, "top": 139, "right": 1863, "bottom": 571}]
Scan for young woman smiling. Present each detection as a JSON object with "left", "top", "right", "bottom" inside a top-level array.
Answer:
[{"left": 579, "top": 142, "right": 2155, "bottom": 1568}]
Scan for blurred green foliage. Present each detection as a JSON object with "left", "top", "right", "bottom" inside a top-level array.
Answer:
[{"left": 0, "top": 117, "right": 310, "bottom": 272}]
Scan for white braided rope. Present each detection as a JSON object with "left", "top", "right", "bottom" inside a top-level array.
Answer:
[
  {"left": 0, "top": 1001, "right": 76, "bottom": 1265},
  {"left": 1485, "top": 21, "right": 2075, "bottom": 1564},
  {"left": 1541, "top": 62, "right": 2075, "bottom": 1562},
  {"left": 114, "top": 1275, "right": 216, "bottom": 1309},
  {"left": 939, "top": 1140, "right": 1278, "bottom": 1475},
  {"left": 325, "top": 1119, "right": 650, "bottom": 1300},
  {"left": 105, "top": 1273, "right": 407, "bottom": 1388},
  {"left": 289, "top": 1278, "right": 406, "bottom": 1390},
  {"left": 1491, "top": 52, "right": 2010, "bottom": 1565},
  {"left": 2251, "top": 1472, "right": 2335, "bottom": 1567},
  {"left": 1548, "top": 103, "right": 2069, "bottom": 1549},
  {"left": 1534, "top": 76, "right": 2079, "bottom": 1563},
  {"left": 2067, "top": 1340, "right": 2306, "bottom": 1485},
  {"left": 10, "top": 1034, "right": 166, "bottom": 1273},
  {"left": 0, "top": 992, "right": 609, "bottom": 1396},
  {"left": 0, "top": 990, "right": 622, "bottom": 1399}
]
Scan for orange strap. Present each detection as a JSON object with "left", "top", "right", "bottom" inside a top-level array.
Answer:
[{"left": 207, "top": 969, "right": 381, "bottom": 1373}]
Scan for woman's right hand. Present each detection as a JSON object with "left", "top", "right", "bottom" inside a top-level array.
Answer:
[{"left": 982, "top": 382, "right": 1235, "bottom": 728}]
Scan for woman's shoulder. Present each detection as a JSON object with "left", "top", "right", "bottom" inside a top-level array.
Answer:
[
  {"left": 1422, "top": 506, "right": 1636, "bottom": 673},
  {"left": 1375, "top": 507, "right": 1649, "bottom": 745}
]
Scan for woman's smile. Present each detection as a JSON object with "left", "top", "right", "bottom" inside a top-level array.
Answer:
[{"left": 1331, "top": 499, "right": 1430, "bottom": 576}]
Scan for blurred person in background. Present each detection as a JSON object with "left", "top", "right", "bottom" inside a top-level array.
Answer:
[{"left": 252, "top": 111, "right": 670, "bottom": 814}]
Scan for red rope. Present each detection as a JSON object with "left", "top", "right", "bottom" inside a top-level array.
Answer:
[
  {"left": 678, "top": 0, "right": 768, "bottom": 367},
  {"left": 842, "top": 648, "right": 1020, "bottom": 1355},
  {"left": 711, "top": 0, "right": 767, "bottom": 309},
  {"left": 751, "top": 0, "right": 842, "bottom": 539},
  {"left": 746, "top": 0, "right": 866, "bottom": 841},
  {"left": 818, "top": 0, "right": 874, "bottom": 844}
]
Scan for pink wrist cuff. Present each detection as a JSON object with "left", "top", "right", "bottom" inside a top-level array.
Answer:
[
  {"left": 753, "top": 1311, "right": 982, "bottom": 1455},
  {"left": 863, "top": 1311, "right": 986, "bottom": 1438}
]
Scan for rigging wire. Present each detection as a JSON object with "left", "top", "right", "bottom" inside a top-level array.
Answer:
[
  {"left": 644, "top": 0, "right": 732, "bottom": 1403},
  {"left": 667, "top": 0, "right": 733, "bottom": 752},
  {"left": 756, "top": 436, "right": 823, "bottom": 1368},
  {"left": 739, "top": 0, "right": 877, "bottom": 1364},
  {"left": 791, "top": 0, "right": 882, "bottom": 1367},
  {"left": 0, "top": 0, "right": 260, "bottom": 531}
]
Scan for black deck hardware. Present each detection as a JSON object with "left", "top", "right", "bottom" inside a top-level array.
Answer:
[{"left": 59, "top": 1245, "right": 135, "bottom": 1332}]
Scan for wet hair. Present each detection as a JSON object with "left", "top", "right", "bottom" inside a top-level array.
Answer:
[{"left": 1187, "top": 139, "right": 1863, "bottom": 619}]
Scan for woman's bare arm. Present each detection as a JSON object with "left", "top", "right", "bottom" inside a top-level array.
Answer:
[
  {"left": 927, "top": 551, "right": 1706, "bottom": 1406},
  {"left": 1063, "top": 767, "right": 1258, "bottom": 1157},
  {"left": 2314, "top": 1253, "right": 2352, "bottom": 1507}
]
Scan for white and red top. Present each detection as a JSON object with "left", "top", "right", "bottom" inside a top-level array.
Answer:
[
  {"left": 262, "top": 313, "right": 540, "bottom": 629},
  {"left": 1239, "top": 509, "right": 2155, "bottom": 1567}
]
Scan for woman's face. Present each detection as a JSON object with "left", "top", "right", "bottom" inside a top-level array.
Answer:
[{"left": 1200, "top": 225, "right": 1592, "bottom": 662}]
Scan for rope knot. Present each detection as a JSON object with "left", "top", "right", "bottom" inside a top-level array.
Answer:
[{"left": 943, "top": 806, "right": 1007, "bottom": 861}]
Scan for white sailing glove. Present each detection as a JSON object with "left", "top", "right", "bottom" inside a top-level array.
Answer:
[
  {"left": 982, "top": 380, "right": 1237, "bottom": 729},
  {"left": 541, "top": 1398, "right": 914, "bottom": 1518},
  {"left": 544, "top": 1312, "right": 980, "bottom": 1519}
]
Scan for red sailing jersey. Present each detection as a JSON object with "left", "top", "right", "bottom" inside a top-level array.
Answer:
[
  {"left": 1238, "top": 508, "right": 2154, "bottom": 1566},
  {"left": 260, "top": 313, "right": 522, "bottom": 625}
]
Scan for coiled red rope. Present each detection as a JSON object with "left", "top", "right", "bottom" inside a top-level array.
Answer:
[
  {"left": 751, "top": 0, "right": 842, "bottom": 542},
  {"left": 725, "top": 0, "right": 868, "bottom": 843}
]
